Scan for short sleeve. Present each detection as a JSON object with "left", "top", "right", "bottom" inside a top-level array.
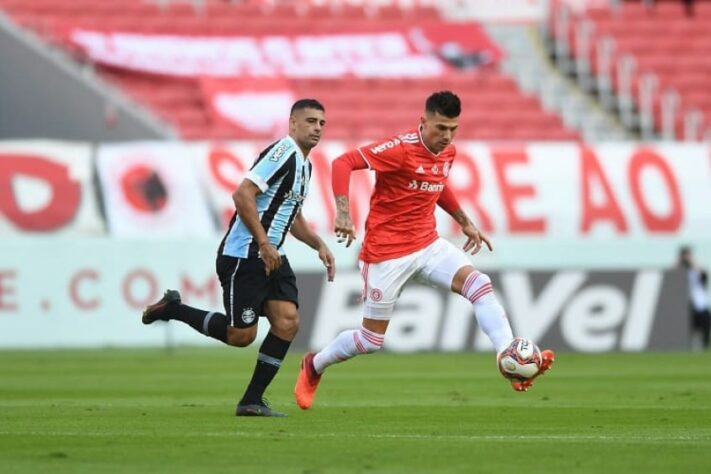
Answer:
[
  {"left": 246, "top": 141, "right": 294, "bottom": 192},
  {"left": 356, "top": 136, "right": 406, "bottom": 173}
]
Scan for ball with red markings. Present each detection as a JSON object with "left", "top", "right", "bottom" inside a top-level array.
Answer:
[{"left": 497, "top": 337, "right": 542, "bottom": 381}]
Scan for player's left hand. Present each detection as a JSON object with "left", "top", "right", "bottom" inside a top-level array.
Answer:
[
  {"left": 318, "top": 245, "right": 336, "bottom": 282},
  {"left": 462, "top": 224, "right": 493, "bottom": 255}
]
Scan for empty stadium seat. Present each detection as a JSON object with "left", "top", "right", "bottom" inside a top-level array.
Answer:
[
  {"left": 563, "top": 0, "right": 710, "bottom": 138},
  {"left": 0, "top": 0, "right": 580, "bottom": 141}
]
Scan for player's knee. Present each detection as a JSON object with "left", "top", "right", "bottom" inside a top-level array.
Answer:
[
  {"left": 459, "top": 271, "right": 492, "bottom": 298},
  {"left": 271, "top": 311, "right": 300, "bottom": 339},
  {"left": 226, "top": 328, "right": 257, "bottom": 347},
  {"left": 477, "top": 272, "right": 492, "bottom": 286}
]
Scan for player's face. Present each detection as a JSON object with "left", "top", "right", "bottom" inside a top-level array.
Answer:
[
  {"left": 420, "top": 111, "right": 459, "bottom": 154},
  {"left": 290, "top": 107, "right": 326, "bottom": 153}
]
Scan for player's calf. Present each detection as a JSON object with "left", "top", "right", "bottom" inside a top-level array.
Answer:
[
  {"left": 295, "top": 327, "right": 385, "bottom": 410},
  {"left": 458, "top": 271, "right": 513, "bottom": 353}
]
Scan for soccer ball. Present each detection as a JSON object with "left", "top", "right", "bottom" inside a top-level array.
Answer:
[{"left": 497, "top": 337, "right": 542, "bottom": 381}]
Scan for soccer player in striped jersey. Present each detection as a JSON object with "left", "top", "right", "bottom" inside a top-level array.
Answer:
[
  {"left": 142, "top": 99, "right": 335, "bottom": 417},
  {"left": 295, "top": 91, "right": 554, "bottom": 410}
]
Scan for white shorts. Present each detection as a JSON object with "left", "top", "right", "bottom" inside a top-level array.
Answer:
[{"left": 358, "top": 238, "right": 472, "bottom": 320}]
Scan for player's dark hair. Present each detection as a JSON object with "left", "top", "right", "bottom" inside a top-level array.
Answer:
[
  {"left": 425, "top": 91, "right": 461, "bottom": 118},
  {"left": 291, "top": 99, "right": 325, "bottom": 115}
]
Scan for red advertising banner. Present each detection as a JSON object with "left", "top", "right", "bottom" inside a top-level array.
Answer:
[{"left": 0, "top": 141, "right": 103, "bottom": 234}]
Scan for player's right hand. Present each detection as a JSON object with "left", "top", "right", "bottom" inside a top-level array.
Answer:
[
  {"left": 334, "top": 213, "right": 356, "bottom": 247},
  {"left": 258, "top": 242, "right": 281, "bottom": 276}
]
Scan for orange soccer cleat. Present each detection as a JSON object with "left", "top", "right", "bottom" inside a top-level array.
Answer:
[
  {"left": 510, "top": 349, "right": 556, "bottom": 392},
  {"left": 294, "top": 353, "right": 322, "bottom": 410}
]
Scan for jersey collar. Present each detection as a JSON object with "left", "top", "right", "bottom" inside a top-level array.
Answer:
[
  {"left": 286, "top": 135, "right": 307, "bottom": 160},
  {"left": 418, "top": 125, "right": 441, "bottom": 157}
]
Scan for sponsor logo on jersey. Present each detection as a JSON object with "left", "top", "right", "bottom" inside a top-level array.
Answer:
[
  {"left": 399, "top": 132, "right": 418, "bottom": 141},
  {"left": 370, "top": 138, "right": 401, "bottom": 154},
  {"left": 284, "top": 189, "right": 305, "bottom": 203},
  {"left": 431, "top": 164, "right": 439, "bottom": 175},
  {"left": 270, "top": 142, "right": 289, "bottom": 162},
  {"left": 415, "top": 165, "right": 425, "bottom": 174},
  {"left": 420, "top": 181, "right": 444, "bottom": 192},
  {"left": 241, "top": 307, "right": 256, "bottom": 324},
  {"left": 406, "top": 180, "right": 444, "bottom": 192}
]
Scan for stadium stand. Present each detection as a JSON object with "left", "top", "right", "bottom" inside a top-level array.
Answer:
[
  {"left": 551, "top": 0, "right": 711, "bottom": 140},
  {"left": 0, "top": 0, "right": 580, "bottom": 141}
]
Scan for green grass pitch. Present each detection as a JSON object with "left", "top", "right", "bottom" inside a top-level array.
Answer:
[{"left": 1, "top": 348, "right": 710, "bottom": 473}]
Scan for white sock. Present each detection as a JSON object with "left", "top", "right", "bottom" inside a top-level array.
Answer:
[
  {"left": 461, "top": 271, "right": 513, "bottom": 353},
  {"left": 313, "top": 326, "right": 384, "bottom": 374}
]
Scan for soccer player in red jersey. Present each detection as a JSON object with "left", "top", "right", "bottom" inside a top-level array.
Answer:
[{"left": 295, "top": 92, "right": 554, "bottom": 409}]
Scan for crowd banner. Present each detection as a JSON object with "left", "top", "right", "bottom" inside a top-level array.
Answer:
[
  {"left": 0, "top": 140, "right": 104, "bottom": 234},
  {"left": 95, "top": 142, "right": 215, "bottom": 238},
  {"left": 201, "top": 77, "right": 294, "bottom": 137},
  {"left": 66, "top": 23, "right": 502, "bottom": 78}
]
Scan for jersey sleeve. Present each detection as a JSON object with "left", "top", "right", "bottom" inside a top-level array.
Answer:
[
  {"left": 245, "top": 141, "right": 294, "bottom": 192},
  {"left": 332, "top": 150, "right": 368, "bottom": 197},
  {"left": 437, "top": 185, "right": 461, "bottom": 215},
  {"left": 356, "top": 136, "right": 406, "bottom": 173}
]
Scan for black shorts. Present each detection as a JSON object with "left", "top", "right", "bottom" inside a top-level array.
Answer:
[{"left": 216, "top": 255, "right": 299, "bottom": 328}]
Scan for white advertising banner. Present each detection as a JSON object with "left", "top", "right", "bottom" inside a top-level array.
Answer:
[
  {"left": 191, "top": 140, "right": 371, "bottom": 232},
  {"left": 445, "top": 142, "right": 711, "bottom": 240},
  {"left": 96, "top": 142, "right": 215, "bottom": 238},
  {"left": 191, "top": 141, "right": 711, "bottom": 241},
  {"left": 0, "top": 239, "right": 223, "bottom": 348},
  {"left": 0, "top": 238, "right": 690, "bottom": 351},
  {"left": 0, "top": 141, "right": 103, "bottom": 234},
  {"left": 2, "top": 140, "right": 710, "bottom": 244}
]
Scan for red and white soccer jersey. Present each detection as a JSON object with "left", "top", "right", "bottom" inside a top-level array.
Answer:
[{"left": 356, "top": 128, "right": 456, "bottom": 263}]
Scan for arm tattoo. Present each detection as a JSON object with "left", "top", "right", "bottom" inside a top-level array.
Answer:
[
  {"left": 335, "top": 195, "right": 350, "bottom": 214},
  {"left": 451, "top": 209, "right": 472, "bottom": 227}
]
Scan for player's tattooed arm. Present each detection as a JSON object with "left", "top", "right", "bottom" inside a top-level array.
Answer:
[
  {"left": 334, "top": 195, "right": 356, "bottom": 247},
  {"left": 459, "top": 214, "right": 493, "bottom": 255},
  {"left": 450, "top": 208, "right": 474, "bottom": 228}
]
